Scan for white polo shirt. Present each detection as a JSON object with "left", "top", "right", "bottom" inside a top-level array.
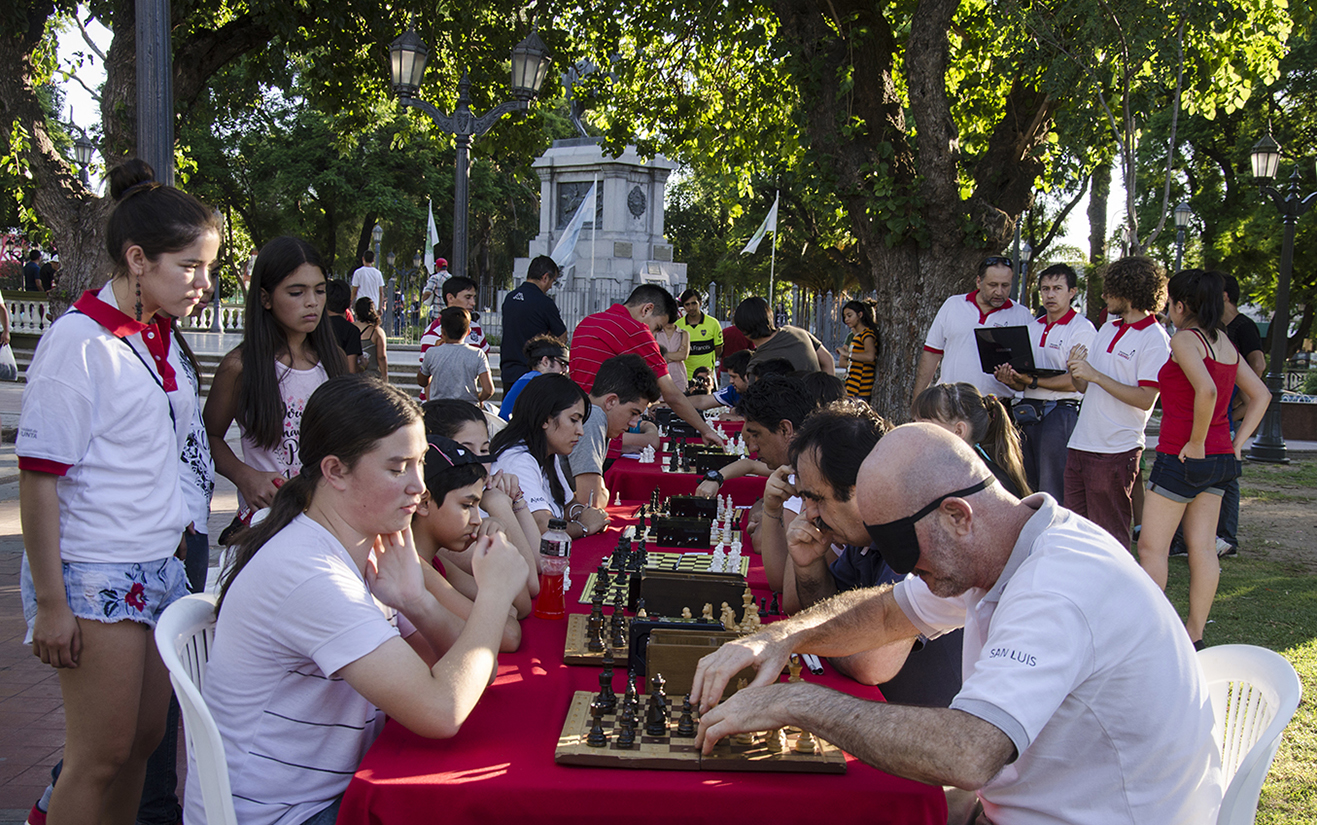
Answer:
[
  {"left": 1067, "top": 315, "right": 1170, "bottom": 453},
  {"left": 491, "top": 443, "right": 572, "bottom": 518},
  {"left": 351, "top": 265, "right": 385, "bottom": 309},
  {"left": 923, "top": 291, "right": 1034, "bottom": 398},
  {"left": 894, "top": 495, "right": 1222, "bottom": 825},
  {"left": 1020, "top": 308, "right": 1096, "bottom": 403},
  {"left": 16, "top": 286, "right": 191, "bottom": 564}
]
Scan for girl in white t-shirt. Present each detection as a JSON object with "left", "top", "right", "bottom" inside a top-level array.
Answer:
[
  {"left": 489, "top": 374, "right": 610, "bottom": 540},
  {"left": 422, "top": 399, "right": 542, "bottom": 607},
  {"left": 195, "top": 377, "right": 526, "bottom": 825},
  {"left": 204, "top": 236, "right": 349, "bottom": 524},
  {"left": 18, "top": 159, "right": 220, "bottom": 824}
]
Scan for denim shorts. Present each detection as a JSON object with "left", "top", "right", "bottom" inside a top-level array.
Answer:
[
  {"left": 20, "top": 556, "right": 188, "bottom": 645},
  {"left": 1147, "top": 452, "right": 1241, "bottom": 503}
]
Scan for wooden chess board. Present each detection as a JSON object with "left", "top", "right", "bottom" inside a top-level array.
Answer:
[
  {"left": 579, "top": 550, "right": 749, "bottom": 605},
  {"left": 564, "top": 613, "right": 630, "bottom": 665},
  {"left": 555, "top": 691, "right": 846, "bottom": 773}
]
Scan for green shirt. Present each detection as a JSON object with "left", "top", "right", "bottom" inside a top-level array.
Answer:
[{"left": 676, "top": 312, "right": 723, "bottom": 377}]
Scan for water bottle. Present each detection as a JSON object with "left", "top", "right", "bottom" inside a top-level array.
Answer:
[{"left": 533, "top": 518, "right": 572, "bottom": 620}]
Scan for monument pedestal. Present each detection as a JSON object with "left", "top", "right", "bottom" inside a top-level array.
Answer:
[{"left": 513, "top": 139, "right": 687, "bottom": 295}]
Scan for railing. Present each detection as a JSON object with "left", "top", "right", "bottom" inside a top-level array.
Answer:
[
  {"left": 9, "top": 298, "right": 56, "bottom": 334},
  {"left": 178, "top": 304, "right": 245, "bottom": 333}
]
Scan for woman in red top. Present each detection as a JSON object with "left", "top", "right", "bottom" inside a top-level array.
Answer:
[{"left": 1137, "top": 269, "right": 1269, "bottom": 648}]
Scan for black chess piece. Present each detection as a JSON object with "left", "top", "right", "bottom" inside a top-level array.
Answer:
[
  {"left": 586, "top": 602, "right": 604, "bottom": 653},
  {"left": 675, "top": 695, "right": 696, "bottom": 738},
  {"left": 586, "top": 701, "right": 608, "bottom": 747},
  {"left": 609, "top": 608, "right": 626, "bottom": 649},
  {"left": 645, "top": 696, "right": 667, "bottom": 737},
  {"left": 602, "top": 646, "right": 615, "bottom": 671},
  {"left": 597, "top": 668, "right": 617, "bottom": 713},
  {"left": 623, "top": 670, "right": 639, "bottom": 711},
  {"left": 617, "top": 708, "right": 637, "bottom": 749},
  {"left": 650, "top": 672, "right": 669, "bottom": 722},
  {"left": 769, "top": 592, "right": 781, "bottom": 616}
]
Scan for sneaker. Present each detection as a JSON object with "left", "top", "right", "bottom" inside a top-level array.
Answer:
[
  {"left": 1216, "top": 538, "right": 1237, "bottom": 557},
  {"left": 26, "top": 803, "right": 47, "bottom": 825},
  {"left": 1168, "top": 540, "right": 1188, "bottom": 558}
]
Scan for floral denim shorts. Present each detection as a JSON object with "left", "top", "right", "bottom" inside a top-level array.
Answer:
[{"left": 20, "top": 555, "right": 187, "bottom": 645}]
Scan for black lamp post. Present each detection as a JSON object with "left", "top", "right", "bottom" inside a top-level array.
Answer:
[
  {"left": 1246, "top": 133, "right": 1317, "bottom": 464},
  {"left": 72, "top": 134, "right": 94, "bottom": 183},
  {"left": 389, "top": 29, "right": 550, "bottom": 280},
  {"left": 1020, "top": 242, "right": 1032, "bottom": 305},
  {"left": 1173, "top": 202, "right": 1192, "bottom": 272}
]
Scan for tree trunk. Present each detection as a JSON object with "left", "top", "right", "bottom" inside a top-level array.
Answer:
[{"left": 1086, "top": 161, "right": 1111, "bottom": 325}]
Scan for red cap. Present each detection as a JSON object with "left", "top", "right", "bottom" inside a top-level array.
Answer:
[{"left": 436, "top": 257, "right": 448, "bottom": 267}]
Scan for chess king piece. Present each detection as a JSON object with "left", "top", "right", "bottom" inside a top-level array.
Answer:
[{"left": 597, "top": 666, "right": 617, "bottom": 713}]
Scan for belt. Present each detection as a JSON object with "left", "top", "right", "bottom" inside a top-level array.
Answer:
[{"left": 1016, "top": 398, "right": 1080, "bottom": 413}]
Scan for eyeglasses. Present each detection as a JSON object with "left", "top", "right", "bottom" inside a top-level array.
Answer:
[
  {"left": 982, "top": 256, "right": 1014, "bottom": 269},
  {"left": 864, "top": 477, "right": 994, "bottom": 575}
]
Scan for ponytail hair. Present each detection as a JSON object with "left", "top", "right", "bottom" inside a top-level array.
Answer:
[
  {"left": 106, "top": 159, "right": 222, "bottom": 281},
  {"left": 1167, "top": 268, "right": 1226, "bottom": 342},
  {"left": 217, "top": 376, "right": 421, "bottom": 611},
  {"left": 913, "top": 382, "right": 1030, "bottom": 497}
]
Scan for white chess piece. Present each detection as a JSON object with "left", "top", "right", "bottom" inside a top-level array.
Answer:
[{"left": 614, "top": 491, "right": 621, "bottom": 506}]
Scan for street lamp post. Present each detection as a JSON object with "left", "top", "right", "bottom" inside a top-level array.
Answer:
[
  {"left": 1173, "top": 202, "right": 1192, "bottom": 272},
  {"left": 72, "top": 135, "right": 94, "bottom": 184},
  {"left": 372, "top": 224, "right": 386, "bottom": 327},
  {"left": 386, "top": 251, "right": 398, "bottom": 334},
  {"left": 389, "top": 30, "right": 551, "bottom": 280},
  {"left": 1019, "top": 242, "right": 1032, "bottom": 306},
  {"left": 1246, "top": 133, "right": 1317, "bottom": 464}
]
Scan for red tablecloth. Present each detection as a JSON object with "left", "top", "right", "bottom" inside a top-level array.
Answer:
[
  {"left": 603, "top": 457, "right": 767, "bottom": 506},
  {"left": 338, "top": 505, "right": 946, "bottom": 825}
]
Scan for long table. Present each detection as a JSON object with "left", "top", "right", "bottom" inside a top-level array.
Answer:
[{"left": 337, "top": 501, "right": 947, "bottom": 825}]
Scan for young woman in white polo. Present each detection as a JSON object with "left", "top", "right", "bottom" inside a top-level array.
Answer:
[{"left": 17, "top": 159, "right": 220, "bottom": 824}]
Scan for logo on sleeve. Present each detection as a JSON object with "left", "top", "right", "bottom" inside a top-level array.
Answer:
[{"left": 988, "top": 647, "right": 1038, "bottom": 667}]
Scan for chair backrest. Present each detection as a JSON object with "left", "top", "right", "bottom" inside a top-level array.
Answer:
[
  {"left": 154, "top": 593, "right": 238, "bottom": 825},
  {"left": 1198, "top": 644, "right": 1302, "bottom": 825}
]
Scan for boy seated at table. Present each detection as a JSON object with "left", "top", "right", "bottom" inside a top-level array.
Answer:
[
  {"left": 687, "top": 349, "right": 752, "bottom": 417},
  {"left": 569, "top": 354, "right": 662, "bottom": 509},
  {"left": 196, "top": 377, "right": 526, "bottom": 825},
  {"left": 422, "top": 399, "right": 542, "bottom": 610},
  {"left": 410, "top": 433, "right": 536, "bottom": 623}
]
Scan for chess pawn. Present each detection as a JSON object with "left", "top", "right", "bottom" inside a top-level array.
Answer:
[
  {"left": 765, "top": 728, "right": 787, "bottom": 753},
  {"left": 617, "top": 708, "right": 637, "bottom": 749},
  {"left": 681, "top": 606, "right": 692, "bottom": 619},
  {"left": 733, "top": 730, "right": 756, "bottom": 746},
  {"left": 614, "top": 491, "right": 621, "bottom": 506},
  {"left": 794, "top": 729, "right": 818, "bottom": 754},
  {"left": 674, "top": 695, "right": 697, "bottom": 738},
  {"left": 587, "top": 701, "right": 609, "bottom": 748}
]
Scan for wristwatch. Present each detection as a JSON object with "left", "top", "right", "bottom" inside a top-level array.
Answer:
[
  {"left": 1029, "top": 375, "right": 1039, "bottom": 390},
  {"left": 704, "top": 470, "right": 725, "bottom": 486}
]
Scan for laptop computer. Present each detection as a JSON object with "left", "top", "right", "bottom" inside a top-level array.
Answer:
[{"left": 974, "top": 325, "right": 1068, "bottom": 378}]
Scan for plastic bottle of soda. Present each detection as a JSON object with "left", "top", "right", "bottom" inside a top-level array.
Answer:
[{"left": 533, "top": 518, "right": 572, "bottom": 620}]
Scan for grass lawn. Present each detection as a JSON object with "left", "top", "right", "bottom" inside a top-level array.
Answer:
[{"left": 1159, "top": 457, "right": 1317, "bottom": 823}]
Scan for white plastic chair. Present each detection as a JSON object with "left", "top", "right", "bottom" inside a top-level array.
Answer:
[
  {"left": 1198, "top": 644, "right": 1302, "bottom": 825},
  {"left": 155, "top": 593, "right": 238, "bottom": 825}
]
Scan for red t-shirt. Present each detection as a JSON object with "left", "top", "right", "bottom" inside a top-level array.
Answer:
[
  {"left": 720, "top": 325, "right": 754, "bottom": 376},
  {"left": 569, "top": 303, "right": 668, "bottom": 394}
]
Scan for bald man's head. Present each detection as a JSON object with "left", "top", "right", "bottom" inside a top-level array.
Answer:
[{"left": 858, "top": 424, "right": 1015, "bottom": 594}]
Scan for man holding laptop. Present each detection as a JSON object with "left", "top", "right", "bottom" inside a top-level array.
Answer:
[
  {"left": 992, "top": 264, "right": 1096, "bottom": 502},
  {"left": 912, "top": 257, "right": 1033, "bottom": 409}
]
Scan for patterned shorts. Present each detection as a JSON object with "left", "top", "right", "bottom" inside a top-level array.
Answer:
[{"left": 20, "top": 555, "right": 188, "bottom": 645}]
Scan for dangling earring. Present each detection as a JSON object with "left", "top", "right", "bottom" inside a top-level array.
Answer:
[{"left": 134, "top": 277, "right": 143, "bottom": 321}]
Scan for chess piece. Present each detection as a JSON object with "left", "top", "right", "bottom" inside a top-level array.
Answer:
[
  {"left": 675, "top": 695, "right": 697, "bottom": 738},
  {"left": 765, "top": 728, "right": 787, "bottom": 753},
  {"left": 617, "top": 707, "right": 637, "bottom": 749},
  {"left": 769, "top": 592, "right": 781, "bottom": 615},
  {"left": 733, "top": 729, "right": 755, "bottom": 746},
  {"left": 586, "top": 600, "right": 604, "bottom": 653},
  {"left": 602, "top": 645, "right": 616, "bottom": 671},
  {"left": 597, "top": 667, "right": 617, "bottom": 713},
  {"left": 742, "top": 587, "right": 755, "bottom": 612},
  {"left": 645, "top": 696, "right": 668, "bottom": 737},
  {"left": 614, "top": 491, "right": 621, "bottom": 506},
  {"left": 681, "top": 606, "right": 692, "bottom": 619},
  {"left": 702, "top": 603, "right": 714, "bottom": 622},
  {"left": 759, "top": 596, "right": 769, "bottom": 617},
  {"left": 788, "top": 654, "right": 804, "bottom": 683},
  {"left": 650, "top": 672, "right": 668, "bottom": 717},
  {"left": 587, "top": 701, "right": 608, "bottom": 748},
  {"left": 624, "top": 670, "right": 639, "bottom": 710},
  {"left": 795, "top": 729, "right": 817, "bottom": 754}
]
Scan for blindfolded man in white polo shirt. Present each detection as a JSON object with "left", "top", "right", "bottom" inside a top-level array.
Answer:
[
  {"left": 913, "top": 257, "right": 1034, "bottom": 409},
  {"left": 692, "top": 424, "right": 1222, "bottom": 825}
]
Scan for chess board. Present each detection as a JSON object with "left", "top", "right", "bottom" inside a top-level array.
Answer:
[
  {"left": 564, "top": 613, "right": 629, "bottom": 665},
  {"left": 555, "top": 690, "right": 847, "bottom": 773},
  {"left": 579, "top": 550, "right": 750, "bottom": 605}
]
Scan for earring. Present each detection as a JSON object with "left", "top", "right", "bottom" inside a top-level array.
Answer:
[{"left": 134, "top": 277, "right": 143, "bottom": 321}]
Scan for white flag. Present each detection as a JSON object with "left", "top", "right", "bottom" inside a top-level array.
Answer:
[
  {"left": 424, "top": 200, "right": 440, "bottom": 273},
  {"left": 741, "top": 193, "right": 779, "bottom": 255},
  {"left": 550, "top": 182, "right": 597, "bottom": 268}
]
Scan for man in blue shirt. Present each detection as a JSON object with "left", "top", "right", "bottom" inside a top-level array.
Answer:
[
  {"left": 500, "top": 255, "right": 567, "bottom": 392},
  {"left": 23, "top": 250, "right": 42, "bottom": 291}
]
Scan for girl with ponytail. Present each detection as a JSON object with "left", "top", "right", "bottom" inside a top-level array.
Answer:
[
  {"left": 199, "top": 376, "right": 526, "bottom": 825},
  {"left": 1137, "top": 269, "right": 1269, "bottom": 649},
  {"left": 913, "top": 382, "right": 1031, "bottom": 497},
  {"left": 17, "top": 159, "right": 220, "bottom": 823}
]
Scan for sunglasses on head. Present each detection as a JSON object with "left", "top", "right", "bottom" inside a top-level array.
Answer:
[
  {"left": 864, "top": 477, "right": 994, "bottom": 575},
  {"left": 982, "top": 256, "right": 1014, "bottom": 269}
]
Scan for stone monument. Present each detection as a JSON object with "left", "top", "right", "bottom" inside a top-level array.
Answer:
[{"left": 512, "top": 138, "right": 687, "bottom": 295}]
